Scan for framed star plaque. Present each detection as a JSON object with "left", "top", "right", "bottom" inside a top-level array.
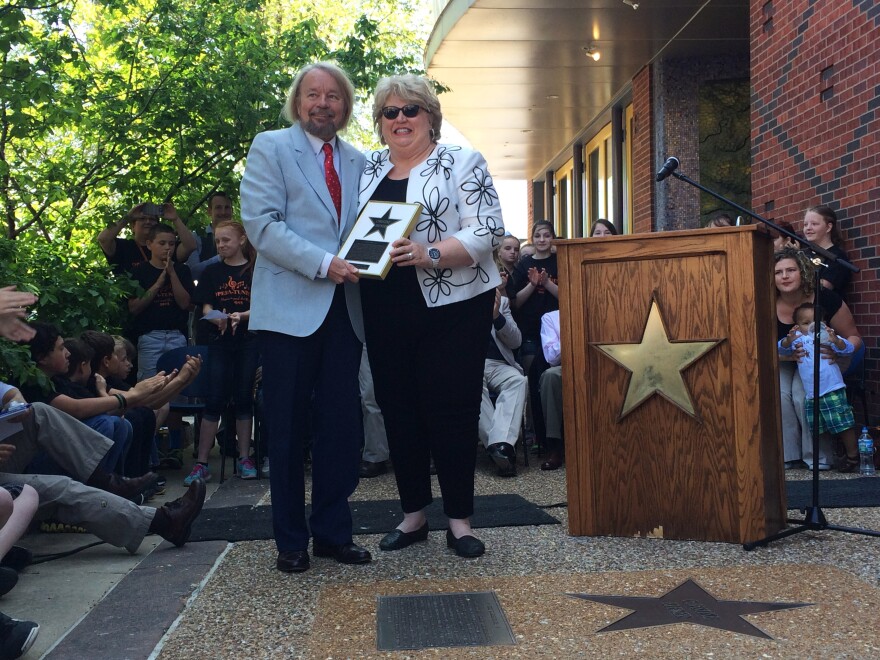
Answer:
[{"left": 338, "top": 201, "right": 422, "bottom": 279}]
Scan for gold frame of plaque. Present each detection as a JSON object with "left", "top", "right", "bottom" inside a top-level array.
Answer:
[{"left": 339, "top": 201, "right": 423, "bottom": 280}]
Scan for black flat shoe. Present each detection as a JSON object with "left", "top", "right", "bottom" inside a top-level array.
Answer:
[
  {"left": 446, "top": 529, "right": 485, "bottom": 558},
  {"left": 379, "top": 523, "right": 429, "bottom": 551}
]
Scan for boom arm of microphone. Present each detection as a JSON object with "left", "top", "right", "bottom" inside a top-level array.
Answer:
[{"left": 655, "top": 157, "right": 680, "bottom": 181}]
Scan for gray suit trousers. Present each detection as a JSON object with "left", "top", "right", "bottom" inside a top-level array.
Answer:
[{"left": 0, "top": 403, "right": 154, "bottom": 553}]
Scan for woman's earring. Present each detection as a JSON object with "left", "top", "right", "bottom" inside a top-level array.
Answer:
[{"left": 429, "top": 128, "right": 436, "bottom": 141}]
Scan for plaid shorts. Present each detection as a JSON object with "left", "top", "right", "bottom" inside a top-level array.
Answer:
[{"left": 805, "top": 388, "right": 855, "bottom": 435}]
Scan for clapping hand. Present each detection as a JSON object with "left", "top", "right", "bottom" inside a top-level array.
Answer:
[{"left": 0, "top": 286, "right": 37, "bottom": 342}]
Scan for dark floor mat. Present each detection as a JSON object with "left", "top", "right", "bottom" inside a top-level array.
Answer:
[
  {"left": 786, "top": 477, "right": 880, "bottom": 509},
  {"left": 189, "top": 494, "right": 560, "bottom": 543}
]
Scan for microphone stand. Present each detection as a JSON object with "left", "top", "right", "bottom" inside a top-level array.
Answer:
[{"left": 659, "top": 162, "right": 878, "bottom": 549}]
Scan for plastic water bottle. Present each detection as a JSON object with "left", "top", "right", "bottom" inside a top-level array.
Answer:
[{"left": 858, "top": 427, "right": 876, "bottom": 476}]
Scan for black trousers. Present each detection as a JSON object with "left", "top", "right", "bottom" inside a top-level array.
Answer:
[{"left": 363, "top": 272, "right": 493, "bottom": 519}]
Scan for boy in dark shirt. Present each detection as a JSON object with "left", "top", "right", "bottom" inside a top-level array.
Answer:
[{"left": 128, "top": 224, "right": 195, "bottom": 380}]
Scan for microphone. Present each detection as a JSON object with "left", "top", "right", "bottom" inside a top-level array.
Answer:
[{"left": 656, "top": 156, "right": 680, "bottom": 182}]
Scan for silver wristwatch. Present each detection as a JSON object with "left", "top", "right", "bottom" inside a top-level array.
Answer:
[{"left": 428, "top": 247, "right": 441, "bottom": 269}]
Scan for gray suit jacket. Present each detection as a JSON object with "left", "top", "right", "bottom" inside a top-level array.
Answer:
[{"left": 240, "top": 124, "right": 365, "bottom": 340}]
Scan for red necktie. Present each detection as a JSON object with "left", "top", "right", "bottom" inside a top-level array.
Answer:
[{"left": 322, "top": 142, "right": 341, "bottom": 222}]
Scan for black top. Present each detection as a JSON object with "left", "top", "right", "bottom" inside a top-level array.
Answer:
[
  {"left": 807, "top": 244, "right": 852, "bottom": 296},
  {"left": 130, "top": 262, "right": 195, "bottom": 337},
  {"left": 105, "top": 238, "right": 181, "bottom": 276},
  {"left": 776, "top": 287, "right": 844, "bottom": 341},
  {"left": 510, "top": 253, "right": 559, "bottom": 341},
  {"left": 360, "top": 177, "right": 422, "bottom": 304},
  {"left": 194, "top": 261, "right": 253, "bottom": 340}
]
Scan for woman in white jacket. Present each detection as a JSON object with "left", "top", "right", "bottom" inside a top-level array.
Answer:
[{"left": 359, "top": 74, "right": 504, "bottom": 559}]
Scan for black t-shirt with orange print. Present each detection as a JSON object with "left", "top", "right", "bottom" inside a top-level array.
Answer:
[{"left": 194, "top": 261, "right": 253, "bottom": 341}]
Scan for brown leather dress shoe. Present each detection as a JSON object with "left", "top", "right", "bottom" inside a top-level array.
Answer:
[
  {"left": 312, "top": 541, "right": 372, "bottom": 564},
  {"left": 277, "top": 551, "right": 310, "bottom": 573},
  {"left": 106, "top": 472, "right": 159, "bottom": 501},
  {"left": 157, "top": 478, "right": 206, "bottom": 547},
  {"left": 540, "top": 451, "right": 563, "bottom": 471}
]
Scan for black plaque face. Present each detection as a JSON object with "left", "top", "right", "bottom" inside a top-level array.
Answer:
[
  {"left": 569, "top": 578, "right": 810, "bottom": 640},
  {"left": 376, "top": 592, "right": 515, "bottom": 651},
  {"left": 344, "top": 239, "right": 389, "bottom": 265}
]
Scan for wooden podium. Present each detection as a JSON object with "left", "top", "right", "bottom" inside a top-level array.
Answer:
[{"left": 555, "top": 226, "right": 785, "bottom": 544}]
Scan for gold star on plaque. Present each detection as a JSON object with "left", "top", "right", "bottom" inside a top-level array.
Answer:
[{"left": 593, "top": 298, "right": 720, "bottom": 420}]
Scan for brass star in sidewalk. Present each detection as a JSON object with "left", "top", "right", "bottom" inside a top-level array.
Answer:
[
  {"left": 569, "top": 578, "right": 810, "bottom": 639},
  {"left": 593, "top": 298, "right": 720, "bottom": 419},
  {"left": 365, "top": 207, "right": 401, "bottom": 239}
]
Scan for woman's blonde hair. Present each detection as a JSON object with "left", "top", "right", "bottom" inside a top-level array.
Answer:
[{"left": 372, "top": 75, "right": 443, "bottom": 145}]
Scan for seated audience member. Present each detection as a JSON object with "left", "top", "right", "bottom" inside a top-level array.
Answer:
[
  {"left": 519, "top": 243, "right": 536, "bottom": 260},
  {"left": 0, "top": 477, "right": 39, "bottom": 654},
  {"left": 98, "top": 203, "right": 197, "bottom": 276},
  {"left": 530, "top": 310, "right": 563, "bottom": 471},
  {"left": 707, "top": 213, "right": 733, "bottom": 228},
  {"left": 590, "top": 219, "right": 618, "bottom": 237},
  {"left": 479, "top": 288, "right": 526, "bottom": 477},
  {"left": 0, "top": 476, "right": 38, "bottom": 597},
  {"left": 23, "top": 323, "right": 165, "bottom": 476},
  {"left": 128, "top": 223, "right": 195, "bottom": 380},
  {"left": 0, "top": 286, "right": 205, "bottom": 553},
  {"left": 185, "top": 191, "right": 234, "bottom": 281},
  {"left": 0, "top": 387, "right": 206, "bottom": 552},
  {"left": 778, "top": 303, "right": 859, "bottom": 472},
  {"left": 81, "top": 330, "right": 200, "bottom": 479},
  {"left": 359, "top": 345, "right": 389, "bottom": 478},
  {"left": 801, "top": 205, "right": 852, "bottom": 295}
]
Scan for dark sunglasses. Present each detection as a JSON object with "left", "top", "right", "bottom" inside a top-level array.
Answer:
[{"left": 381, "top": 104, "right": 428, "bottom": 120}]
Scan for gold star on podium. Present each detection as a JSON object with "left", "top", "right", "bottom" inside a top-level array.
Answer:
[{"left": 594, "top": 298, "right": 720, "bottom": 419}]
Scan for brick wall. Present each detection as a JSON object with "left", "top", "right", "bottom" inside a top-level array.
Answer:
[
  {"left": 751, "top": 0, "right": 880, "bottom": 422},
  {"left": 631, "top": 66, "right": 654, "bottom": 234}
]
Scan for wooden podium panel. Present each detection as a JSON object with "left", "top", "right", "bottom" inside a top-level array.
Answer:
[{"left": 556, "top": 226, "right": 784, "bottom": 544}]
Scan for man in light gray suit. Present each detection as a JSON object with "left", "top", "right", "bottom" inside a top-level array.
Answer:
[{"left": 240, "top": 62, "right": 370, "bottom": 573}]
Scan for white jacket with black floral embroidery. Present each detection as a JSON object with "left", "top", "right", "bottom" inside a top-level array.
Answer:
[{"left": 358, "top": 143, "right": 505, "bottom": 307}]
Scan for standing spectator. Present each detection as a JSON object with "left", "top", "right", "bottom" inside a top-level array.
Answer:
[
  {"left": 802, "top": 205, "right": 852, "bottom": 295},
  {"left": 185, "top": 221, "right": 259, "bottom": 484},
  {"left": 590, "top": 219, "right": 618, "bottom": 236},
  {"left": 774, "top": 249, "right": 861, "bottom": 469},
  {"left": 240, "top": 61, "right": 370, "bottom": 574},
  {"left": 186, "top": 191, "right": 235, "bottom": 281},
  {"left": 128, "top": 224, "right": 195, "bottom": 380},
  {"left": 706, "top": 213, "right": 733, "bottom": 228},
  {"left": 359, "top": 74, "right": 504, "bottom": 559},
  {"left": 510, "top": 220, "right": 559, "bottom": 377},
  {"left": 98, "top": 203, "right": 197, "bottom": 276}
]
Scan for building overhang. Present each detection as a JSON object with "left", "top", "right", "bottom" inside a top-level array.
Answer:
[{"left": 425, "top": 0, "right": 750, "bottom": 180}]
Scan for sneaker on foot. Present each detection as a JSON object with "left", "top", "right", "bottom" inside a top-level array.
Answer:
[
  {"left": 238, "top": 457, "right": 257, "bottom": 479},
  {"left": 184, "top": 463, "right": 211, "bottom": 486},
  {"left": 261, "top": 457, "right": 270, "bottom": 476},
  {"left": 0, "top": 612, "right": 39, "bottom": 659}
]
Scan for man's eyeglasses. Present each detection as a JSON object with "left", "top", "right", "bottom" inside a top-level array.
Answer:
[{"left": 381, "top": 104, "right": 429, "bottom": 120}]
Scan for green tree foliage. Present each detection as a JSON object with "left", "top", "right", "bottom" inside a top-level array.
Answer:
[{"left": 0, "top": 0, "right": 426, "bottom": 382}]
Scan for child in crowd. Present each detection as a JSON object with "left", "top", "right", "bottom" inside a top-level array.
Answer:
[
  {"left": 590, "top": 219, "right": 618, "bottom": 236},
  {"left": 496, "top": 234, "right": 520, "bottom": 301},
  {"left": 510, "top": 220, "right": 559, "bottom": 376},
  {"left": 128, "top": 224, "right": 195, "bottom": 380},
  {"left": 185, "top": 221, "right": 259, "bottom": 483},
  {"left": 778, "top": 302, "right": 859, "bottom": 472}
]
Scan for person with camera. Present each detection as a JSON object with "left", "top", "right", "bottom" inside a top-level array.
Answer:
[{"left": 98, "top": 202, "right": 198, "bottom": 276}]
